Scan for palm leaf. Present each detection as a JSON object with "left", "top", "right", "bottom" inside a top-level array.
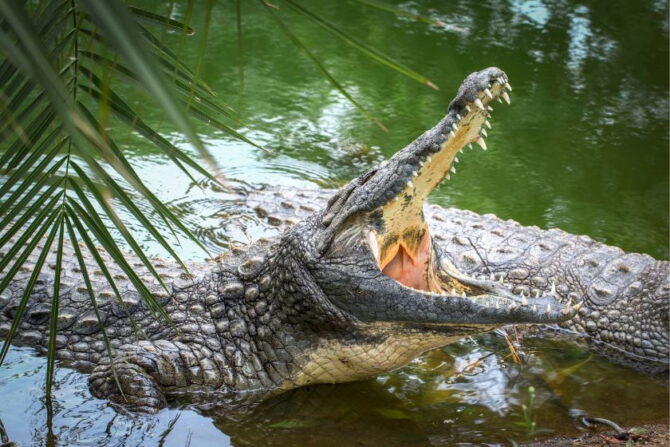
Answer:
[{"left": 0, "top": 0, "right": 441, "bottom": 407}]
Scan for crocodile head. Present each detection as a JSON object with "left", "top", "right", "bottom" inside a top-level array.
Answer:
[{"left": 277, "top": 68, "right": 579, "bottom": 385}]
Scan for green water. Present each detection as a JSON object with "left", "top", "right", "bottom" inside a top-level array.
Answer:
[
  {"left": 1, "top": 0, "right": 668, "bottom": 445},
  {"left": 122, "top": 0, "right": 668, "bottom": 260}
]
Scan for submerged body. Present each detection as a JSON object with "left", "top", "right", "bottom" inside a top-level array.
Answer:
[{"left": 0, "top": 68, "right": 666, "bottom": 413}]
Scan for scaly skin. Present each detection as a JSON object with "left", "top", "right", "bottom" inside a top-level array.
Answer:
[
  {"left": 242, "top": 187, "right": 670, "bottom": 373},
  {"left": 0, "top": 67, "right": 652, "bottom": 414}
]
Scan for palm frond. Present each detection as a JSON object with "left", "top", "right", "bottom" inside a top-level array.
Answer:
[
  {"left": 0, "top": 0, "right": 440, "bottom": 407},
  {"left": 0, "top": 0, "right": 244, "bottom": 396}
]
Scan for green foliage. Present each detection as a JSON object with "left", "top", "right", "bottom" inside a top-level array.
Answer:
[
  {"left": 512, "top": 386, "right": 553, "bottom": 444},
  {"left": 0, "top": 0, "right": 437, "bottom": 404}
]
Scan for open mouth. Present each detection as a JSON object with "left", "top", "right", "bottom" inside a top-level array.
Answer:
[{"left": 364, "top": 69, "right": 580, "bottom": 317}]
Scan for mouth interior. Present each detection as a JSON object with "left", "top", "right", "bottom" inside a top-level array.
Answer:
[{"left": 369, "top": 77, "right": 511, "bottom": 297}]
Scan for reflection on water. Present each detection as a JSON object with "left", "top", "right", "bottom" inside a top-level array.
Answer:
[
  {"left": 1, "top": 336, "right": 667, "bottom": 446},
  {"left": 106, "top": 0, "right": 669, "bottom": 261}
]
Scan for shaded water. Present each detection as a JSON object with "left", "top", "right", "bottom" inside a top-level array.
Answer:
[
  {"left": 1, "top": 0, "right": 668, "bottom": 445},
  {"left": 1, "top": 336, "right": 668, "bottom": 446}
]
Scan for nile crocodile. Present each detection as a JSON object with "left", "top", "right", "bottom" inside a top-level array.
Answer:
[{"left": 0, "top": 68, "right": 666, "bottom": 413}]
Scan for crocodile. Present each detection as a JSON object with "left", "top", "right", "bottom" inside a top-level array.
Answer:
[
  {"left": 238, "top": 186, "right": 670, "bottom": 374},
  {"left": 0, "top": 67, "right": 665, "bottom": 414}
]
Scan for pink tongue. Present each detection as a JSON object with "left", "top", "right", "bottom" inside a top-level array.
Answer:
[{"left": 381, "top": 232, "right": 432, "bottom": 291}]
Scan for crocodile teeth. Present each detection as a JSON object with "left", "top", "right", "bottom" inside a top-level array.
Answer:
[
  {"left": 407, "top": 180, "right": 414, "bottom": 188},
  {"left": 520, "top": 294, "right": 528, "bottom": 305},
  {"left": 497, "top": 97, "right": 503, "bottom": 104},
  {"left": 454, "top": 156, "right": 459, "bottom": 163},
  {"left": 505, "top": 82, "right": 512, "bottom": 91},
  {"left": 367, "top": 231, "right": 380, "bottom": 262},
  {"left": 412, "top": 170, "right": 419, "bottom": 177},
  {"left": 481, "top": 129, "right": 488, "bottom": 137},
  {"left": 532, "top": 304, "right": 538, "bottom": 312},
  {"left": 465, "top": 105, "right": 472, "bottom": 113},
  {"left": 456, "top": 113, "right": 462, "bottom": 120},
  {"left": 446, "top": 173, "right": 451, "bottom": 180},
  {"left": 452, "top": 123, "right": 459, "bottom": 131},
  {"left": 484, "top": 88, "right": 493, "bottom": 99},
  {"left": 468, "top": 143, "right": 473, "bottom": 150},
  {"left": 501, "top": 91, "right": 511, "bottom": 104},
  {"left": 487, "top": 105, "right": 493, "bottom": 111},
  {"left": 550, "top": 281, "right": 556, "bottom": 294},
  {"left": 450, "top": 165, "right": 456, "bottom": 174},
  {"left": 426, "top": 155, "right": 432, "bottom": 163},
  {"left": 474, "top": 98, "right": 485, "bottom": 110},
  {"left": 451, "top": 288, "right": 457, "bottom": 295},
  {"left": 419, "top": 160, "right": 424, "bottom": 167},
  {"left": 484, "top": 120, "right": 492, "bottom": 129},
  {"left": 490, "top": 273, "right": 495, "bottom": 280},
  {"left": 476, "top": 137, "right": 487, "bottom": 150},
  {"left": 572, "top": 302, "right": 583, "bottom": 311},
  {"left": 461, "top": 292, "right": 466, "bottom": 298},
  {"left": 546, "top": 303, "right": 552, "bottom": 313},
  {"left": 449, "top": 130, "right": 456, "bottom": 138},
  {"left": 563, "top": 302, "right": 571, "bottom": 314}
]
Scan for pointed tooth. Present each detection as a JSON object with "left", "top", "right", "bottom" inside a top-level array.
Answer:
[
  {"left": 497, "top": 76, "right": 505, "bottom": 84},
  {"left": 412, "top": 170, "right": 418, "bottom": 177},
  {"left": 484, "top": 120, "right": 492, "bottom": 129},
  {"left": 505, "top": 82, "right": 512, "bottom": 91},
  {"left": 461, "top": 292, "right": 466, "bottom": 298},
  {"left": 446, "top": 173, "right": 451, "bottom": 180},
  {"left": 490, "top": 273, "right": 495, "bottom": 280},
  {"left": 520, "top": 295, "right": 528, "bottom": 305},
  {"left": 546, "top": 303, "right": 552, "bottom": 313},
  {"left": 465, "top": 105, "right": 472, "bottom": 113},
  {"left": 572, "top": 302, "right": 583, "bottom": 311},
  {"left": 550, "top": 281, "right": 556, "bottom": 294},
  {"left": 426, "top": 155, "right": 432, "bottom": 163},
  {"left": 451, "top": 288, "right": 457, "bottom": 295},
  {"left": 498, "top": 277, "right": 504, "bottom": 284},
  {"left": 449, "top": 130, "right": 456, "bottom": 138},
  {"left": 497, "top": 97, "right": 503, "bottom": 104},
  {"left": 456, "top": 113, "right": 462, "bottom": 120},
  {"left": 474, "top": 98, "right": 485, "bottom": 110},
  {"left": 454, "top": 156, "right": 459, "bottom": 163},
  {"left": 468, "top": 143, "right": 473, "bottom": 150},
  {"left": 366, "top": 231, "right": 379, "bottom": 263},
  {"left": 532, "top": 304, "right": 538, "bottom": 312},
  {"left": 501, "top": 91, "right": 511, "bottom": 104},
  {"left": 476, "top": 137, "right": 487, "bottom": 150},
  {"left": 419, "top": 160, "right": 424, "bottom": 167},
  {"left": 452, "top": 123, "right": 459, "bottom": 131},
  {"left": 487, "top": 105, "right": 493, "bottom": 111},
  {"left": 481, "top": 129, "right": 488, "bottom": 137},
  {"left": 508, "top": 303, "right": 516, "bottom": 310},
  {"left": 406, "top": 180, "right": 414, "bottom": 188},
  {"left": 484, "top": 88, "right": 493, "bottom": 99},
  {"left": 563, "top": 302, "right": 571, "bottom": 314},
  {"left": 535, "top": 290, "right": 540, "bottom": 298},
  {"left": 450, "top": 165, "right": 456, "bottom": 174}
]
